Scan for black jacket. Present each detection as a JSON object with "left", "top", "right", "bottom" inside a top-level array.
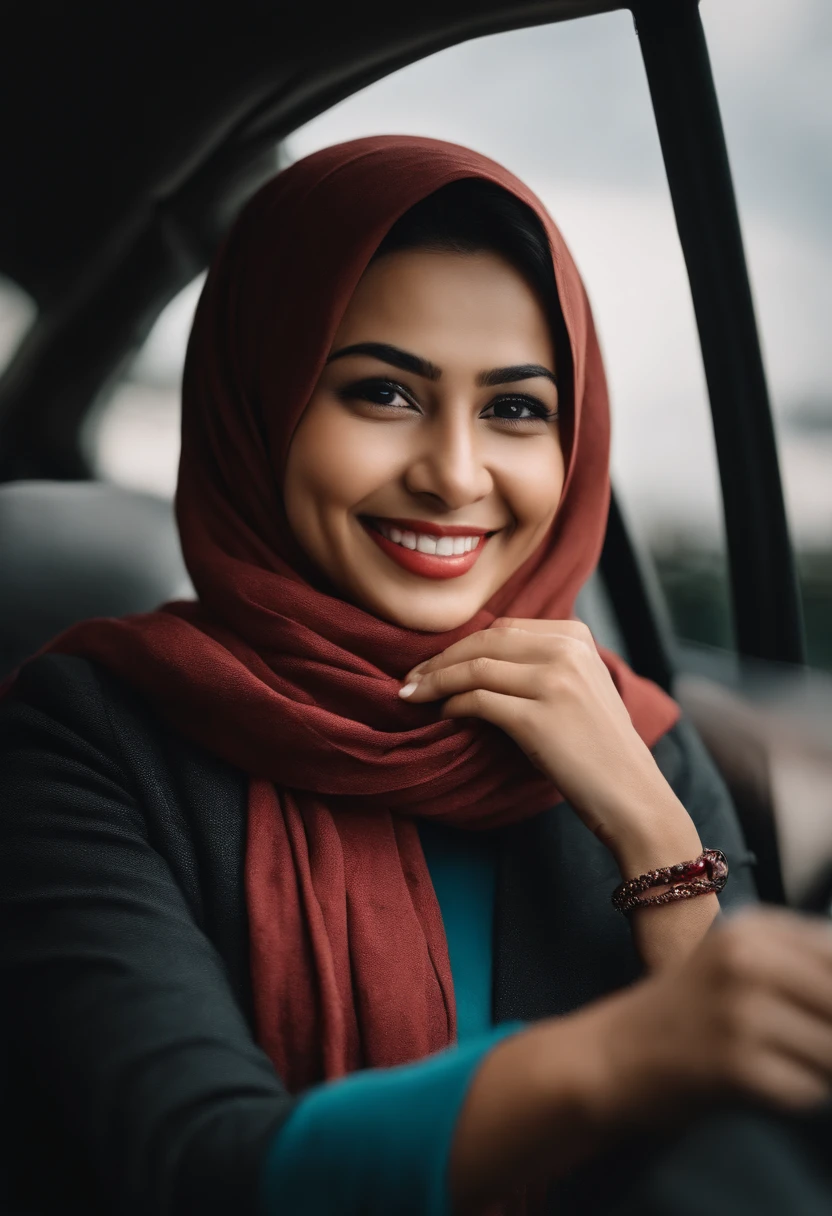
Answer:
[{"left": 0, "top": 655, "right": 757, "bottom": 1216}]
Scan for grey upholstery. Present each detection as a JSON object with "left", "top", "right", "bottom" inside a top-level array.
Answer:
[
  {"left": 575, "top": 571, "right": 627, "bottom": 659},
  {"left": 0, "top": 481, "right": 192, "bottom": 679}
]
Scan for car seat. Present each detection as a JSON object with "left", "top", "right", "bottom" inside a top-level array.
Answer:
[{"left": 0, "top": 480, "right": 192, "bottom": 679}]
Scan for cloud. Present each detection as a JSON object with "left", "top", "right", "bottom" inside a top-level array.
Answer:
[{"left": 702, "top": 0, "right": 832, "bottom": 242}]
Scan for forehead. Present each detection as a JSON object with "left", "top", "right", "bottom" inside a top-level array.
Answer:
[{"left": 331, "top": 248, "right": 556, "bottom": 368}]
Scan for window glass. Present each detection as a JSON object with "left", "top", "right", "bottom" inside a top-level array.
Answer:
[
  {"left": 86, "top": 276, "right": 203, "bottom": 497},
  {"left": 0, "top": 275, "right": 36, "bottom": 375},
  {"left": 287, "top": 11, "right": 732, "bottom": 650},
  {"left": 703, "top": 0, "right": 832, "bottom": 670}
]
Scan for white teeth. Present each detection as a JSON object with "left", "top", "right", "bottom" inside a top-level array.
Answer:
[{"left": 374, "top": 521, "right": 485, "bottom": 556}]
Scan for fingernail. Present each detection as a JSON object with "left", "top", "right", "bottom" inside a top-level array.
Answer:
[{"left": 399, "top": 679, "right": 421, "bottom": 698}]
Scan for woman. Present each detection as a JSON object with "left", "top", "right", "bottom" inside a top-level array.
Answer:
[{"left": 2, "top": 136, "right": 832, "bottom": 1216}]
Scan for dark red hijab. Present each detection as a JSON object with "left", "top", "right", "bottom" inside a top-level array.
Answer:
[{"left": 43, "top": 136, "right": 679, "bottom": 1090}]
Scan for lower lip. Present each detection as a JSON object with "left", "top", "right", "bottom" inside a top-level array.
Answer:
[{"left": 362, "top": 522, "right": 491, "bottom": 580}]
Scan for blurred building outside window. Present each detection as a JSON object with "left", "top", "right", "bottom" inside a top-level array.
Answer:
[{"left": 87, "top": 0, "right": 832, "bottom": 671}]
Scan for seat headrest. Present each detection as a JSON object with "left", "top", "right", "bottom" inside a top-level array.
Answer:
[{"left": 0, "top": 480, "right": 192, "bottom": 678}]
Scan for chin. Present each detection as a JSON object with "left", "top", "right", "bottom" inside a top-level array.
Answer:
[{"left": 369, "top": 593, "right": 482, "bottom": 634}]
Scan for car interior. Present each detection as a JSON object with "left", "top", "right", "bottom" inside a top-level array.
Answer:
[{"left": 1, "top": 0, "right": 831, "bottom": 916}]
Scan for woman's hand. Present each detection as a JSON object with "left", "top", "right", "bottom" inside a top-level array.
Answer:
[
  {"left": 400, "top": 618, "right": 694, "bottom": 868},
  {"left": 450, "top": 908, "right": 832, "bottom": 1215},
  {"left": 583, "top": 906, "right": 832, "bottom": 1119}
]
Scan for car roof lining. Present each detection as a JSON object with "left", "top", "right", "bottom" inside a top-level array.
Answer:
[{"left": 2, "top": 0, "right": 628, "bottom": 306}]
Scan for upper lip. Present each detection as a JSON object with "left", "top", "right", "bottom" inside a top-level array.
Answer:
[{"left": 363, "top": 516, "right": 499, "bottom": 538}]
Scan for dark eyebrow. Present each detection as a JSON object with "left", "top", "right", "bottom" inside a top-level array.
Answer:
[
  {"left": 325, "top": 342, "right": 441, "bottom": 381},
  {"left": 325, "top": 344, "right": 556, "bottom": 390},
  {"left": 477, "top": 364, "right": 557, "bottom": 388}
]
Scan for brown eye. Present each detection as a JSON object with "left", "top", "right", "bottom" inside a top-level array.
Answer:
[
  {"left": 362, "top": 383, "right": 401, "bottom": 406},
  {"left": 339, "top": 378, "right": 416, "bottom": 409},
  {"left": 484, "top": 395, "right": 557, "bottom": 423}
]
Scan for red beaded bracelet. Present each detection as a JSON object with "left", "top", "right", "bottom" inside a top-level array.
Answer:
[{"left": 612, "top": 848, "right": 729, "bottom": 915}]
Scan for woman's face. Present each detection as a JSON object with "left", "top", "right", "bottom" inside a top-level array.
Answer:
[{"left": 284, "top": 247, "right": 565, "bottom": 632}]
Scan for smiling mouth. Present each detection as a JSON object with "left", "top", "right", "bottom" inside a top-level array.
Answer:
[{"left": 360, "top": 517, "right": 498, "bottom": 580}]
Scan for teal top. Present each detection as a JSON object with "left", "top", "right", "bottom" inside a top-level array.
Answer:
[
  {"left": 418, "top": 819, "right": 497, "bottom": 1042},
  {"left": 258, "top": 821, "right": 512, "bottom": 1216}
]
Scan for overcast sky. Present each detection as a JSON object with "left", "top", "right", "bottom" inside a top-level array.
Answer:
[{"left": 4, "top": 0, "right": 829, "bottom": 547}]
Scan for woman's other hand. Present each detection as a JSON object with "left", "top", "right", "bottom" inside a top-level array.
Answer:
[
  {"left": 400, "top": 617, "right": 697, "bottom": 871},
  {"left": 589, "top": 906, "right": 832, "bottom": 1119},
  {"left": 450, "top": 907, "right": 832, "bottom": 1214}
]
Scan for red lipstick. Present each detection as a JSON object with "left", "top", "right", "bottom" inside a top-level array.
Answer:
[{"left": 360, "top": 516, "right": 496, "bottom": 581}]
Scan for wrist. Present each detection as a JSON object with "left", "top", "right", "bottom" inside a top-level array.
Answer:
[
  {"left": 613, "top": 828, "right": 704, "bottom": 882},
  {"left": 533, "top": 1012, "right": 626, "bottom": 1137},
  {"left": 598, "top": 793, "right": 703, "bottom": 879},
  {"left": 450, "top": 1019, "right": 604, "bottom": 1212},
  {"left": 610, "top": 820, "right": 721, "bottom": 970}
]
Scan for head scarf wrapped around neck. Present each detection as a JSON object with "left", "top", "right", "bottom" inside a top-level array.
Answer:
[{"left": 38, "top": 136, "right": 679, "bottom": 1090}]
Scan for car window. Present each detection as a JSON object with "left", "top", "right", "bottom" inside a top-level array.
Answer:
[
  {"left": 86, "top": 276, "right": 203, "bottom": 496},
  {"left": 0, "top": 275, "right": 36, "bottom": 376},
  {"left": 703, "top": 0, "right": 832, "bottom": 671}
]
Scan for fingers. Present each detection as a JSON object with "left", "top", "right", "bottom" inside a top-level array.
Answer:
[
  {"left": 404, "top": 620, "right": 596, "bottom": 683},
  {"left": 440, "top": 689, "right": 531, "bottom": 737},
  {"left": 713, "top": 911, "right": 832, "bottom": 1024},
  {"left": 702, "top": 911, "right": 832, "bottom": 1112},
  {"left": 750, "top": 996, "right": 832, "bottom": 1078},
  {"left": 493, "top": 617, "right": 594, "bottom": 640},
  {"left": 767, "top": 954, "right": 832, "bottom": 1025},
  {"left": 736, "top": 985, "right": 832, "bottom": 1110},
  {"left": 738, "top": 1052, "right": 832, "bottom": 1111},
  {"left": 400, "top": 656, "right": 543, "bottom": 704}
]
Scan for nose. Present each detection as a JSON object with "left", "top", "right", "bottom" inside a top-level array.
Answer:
[{"left": 403, "top": 407, "right": 493, "bottom": 510}]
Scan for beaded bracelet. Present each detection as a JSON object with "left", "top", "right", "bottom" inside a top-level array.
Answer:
[{"left": 612, "top": 848, "right": 729, "bottom": 915}]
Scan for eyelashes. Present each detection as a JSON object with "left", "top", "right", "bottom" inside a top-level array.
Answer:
[
  {"left": 337, "top": 377, "right": 559, "bottom": 426},
  {"left": 340, "top": 379, "right": 412, "bottom": 409},
  {"left": 487, "top": 395, "right": 559, "bottom": 425}
]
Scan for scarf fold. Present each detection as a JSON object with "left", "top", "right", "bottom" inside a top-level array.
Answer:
[{"left": 35, "top": 136, "right": 678, "bottom": 1089}]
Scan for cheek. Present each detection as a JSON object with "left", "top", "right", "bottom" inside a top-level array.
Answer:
[
  {"left": 285, "top": 398, "right": 404, "bottom": 516},
  {"left": 496, "top": 438, "right": 566, "bottom": 531}
]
